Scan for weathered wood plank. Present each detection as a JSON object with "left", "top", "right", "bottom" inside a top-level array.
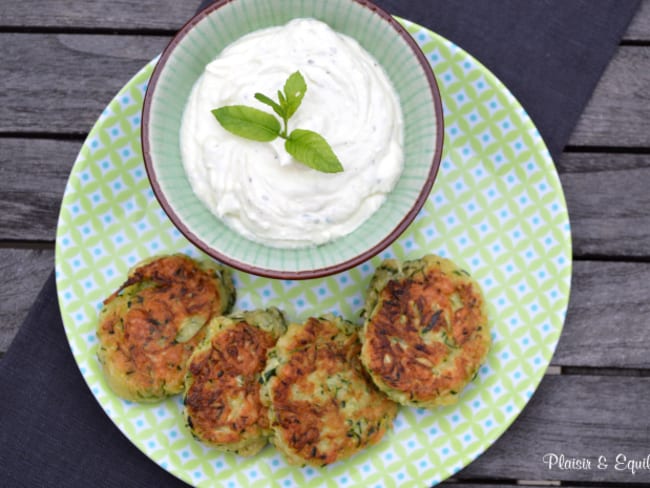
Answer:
[
  {"left": 1, "top": 0, "right": 648, "bottom": 43},
  {"left": 569, "top": 46, "right": 650, "bottom": 148},
  {"left": 0, "top": 249, "right": 53, "bottom": 354},
  {"left": 0, "top": 0, "right": 199, "bottom": 31},
  {"left": 625, "top": 0, "right": 650, "bottom": 40},
  {"left": 459, "top": 375, "right": 650, "bottom": 482},
  {"left": 442, "top": 485, "right": 563, "bottom": 488},
  {"left": 557, "top": 152, "right": 650, "bottom": 258},
  {"left": 0, "top": 33, "right": 168, "bottom": 134},
  {"left": 0, "top": 139, "right": 78, "bottom": 241},
  {"left": 557, "top": 151, "right": 650, "bottom": 173},
  {"left": 1, "top": 34, "right": 648, "bottom": 146},
  {"left": 553, "top": 260, "right": 650, "bottom": 369}
]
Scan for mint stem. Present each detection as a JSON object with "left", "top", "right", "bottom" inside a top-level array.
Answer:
[{"left": 281, "top": 116, "right": 289, "bottom": 138}]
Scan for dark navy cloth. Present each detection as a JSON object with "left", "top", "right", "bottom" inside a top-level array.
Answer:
[{"left": 0, "top": 1, "right": 639, "bottom": 487}]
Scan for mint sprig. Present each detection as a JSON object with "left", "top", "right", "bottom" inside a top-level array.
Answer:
[{"left": 211, "top": 71, "right": 344, "bottom": 174}]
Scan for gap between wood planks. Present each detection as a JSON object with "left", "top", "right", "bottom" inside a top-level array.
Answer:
[
  {"left": 0, "top": 240, "right": 54, "bottom": 249},
  {"left": 0, "top": 131, "right": 87, "bottom": 141},
  {"left": 564, "top": 145, "right": 650, "bottom": 155},
  {"left": 0, "top": 26, "right": 178, "bottom": 36},
  {"left": 620, "top": 39, "right": 650, "bottom": 46},
  {"left": 439, "top": 478, "right": 650, "bottom": 486}
]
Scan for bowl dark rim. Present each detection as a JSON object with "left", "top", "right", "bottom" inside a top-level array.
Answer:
[{"left": 142, "top": 0, "right": 444, "bottom": 280}]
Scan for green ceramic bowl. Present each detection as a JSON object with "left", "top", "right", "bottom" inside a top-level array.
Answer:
[{"left": 142, "top": 0, "right": 443, "bottom": 279}]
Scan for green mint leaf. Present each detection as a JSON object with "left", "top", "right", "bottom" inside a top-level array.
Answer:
[
  {"left": 212, "top": 105, "right": 281, "bottom": 142},
  {"left": 285, "top": 129, "right": 344, "bottom": 173},
  {"left": 254, "top": 93, "right": 285, "bottom": 119},
  {"left": 283, "top": 71, "right": 307, "bottom": 119}
]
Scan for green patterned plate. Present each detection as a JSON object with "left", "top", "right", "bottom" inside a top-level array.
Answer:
[{"left": 55, "top": 20, "right": 572, "bottom": 488}]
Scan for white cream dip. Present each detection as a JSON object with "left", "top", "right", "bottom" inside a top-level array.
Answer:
[{"left": 180, "top": 18, "right": 404, "bottom": 248}]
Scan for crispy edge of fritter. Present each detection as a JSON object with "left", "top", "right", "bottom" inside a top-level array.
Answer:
[
  {"left": 260, "top": 315, "right": 398, "bottom": 467},
  {"left": 360, "top": 255, "right": 490, "bottom": 408},
  {"left": 195, "top": 257, "right": 236, "bottom": 316},
  {"left": 96, "top": 254, "right": 236, "bottom": 402},
  {"left": 116, "top": 254, "right": 236, "bottom": 315},
  {"left": 183, "top": 307, "right": 287, "bottom": 456}
]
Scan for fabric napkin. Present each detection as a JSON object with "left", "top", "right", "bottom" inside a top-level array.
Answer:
[{"left": 0, "top": 1, "right": 639, "bottom": 487}]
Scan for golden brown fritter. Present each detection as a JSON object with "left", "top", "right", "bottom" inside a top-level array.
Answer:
[
  {"left": 360, "top": 255, "right": 490, "bottom": 408},
  {"left": 183, "top": 308, "right": 286, "bottom": 456},
  {"left": 261, "top": 315, "right": 398, "bottom": 467},
  {"left": 96, "top": 254, "right": 235, "bottom": 402}
]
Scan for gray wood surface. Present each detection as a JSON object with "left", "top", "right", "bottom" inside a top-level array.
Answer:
[
  {"left": 0, "top": 249, "right": 53, "bottom": 354},
  {"left": 0, "top": 33, "right": 167, "bottom": 134},
  {"left": 558, "top": 152, "right": 650, "bottom": 258},
  {"left": 459, "top": 375, "right": 650, "bottom": 482},
  {"left": 569, "top": 46, "right": 650, "bottom": 148},
  {"left": 0, "top": 0, "right": 196, "bottom": 31},
  {"left": 444, "top": 485, "right": 563, "bottom": 488},
  {"left": 0, "top": 139, "right": 77, "bottom": 241},
  {"left": 2, "top": 0, "right": 649, "bottom": 40},
  {"left": 1, "top": 0, "right": 649, "bottom": 486},
  {"left": 553, "top": 260, "right": 650, "bottom": 369},
  {"left": 0, "top": 27, "right": 648, "bottom": 147},
  {"left": 444, "top": 486, "right": 564, "bottom": 488},
  {"left": 625, "top": 0, "right": 650, "bottom": 39}
]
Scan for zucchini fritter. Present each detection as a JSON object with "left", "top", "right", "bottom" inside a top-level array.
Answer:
[
  {"left": 261, "top": 315, "right": 398, "bottom": 467},
  {"left": 183, "top": 308, "right": 287, "bottom": 456},
  {"left": 96, "top": 254, "right": 235, "bottom": 402},
  {"left": 360, "top": 255, "right": 490, "bottom": 408}
]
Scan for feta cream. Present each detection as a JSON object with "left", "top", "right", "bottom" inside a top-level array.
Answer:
[{"left": 180, "top": 18, "right": 404, "bottom": 248}]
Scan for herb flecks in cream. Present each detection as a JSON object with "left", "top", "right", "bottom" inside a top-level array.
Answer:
[{"left": 180, "top": 18, "right": 404, "bottom": 248}]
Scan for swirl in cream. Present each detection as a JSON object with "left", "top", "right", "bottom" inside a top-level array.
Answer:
[{"left": 180, "top": 18, "right": 404, "bottom": 248}]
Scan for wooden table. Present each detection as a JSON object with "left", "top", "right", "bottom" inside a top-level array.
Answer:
[{"left": 1, "top": 1, "right": 649, "bottom": 486}]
